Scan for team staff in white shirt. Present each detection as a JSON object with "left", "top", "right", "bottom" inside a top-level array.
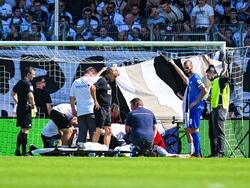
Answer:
[
  {"left": 70, "top": 66, "right": 106, "bottom": 148},
  {"left": 49, "top": 103, "right": 77, "bottom": 147}
]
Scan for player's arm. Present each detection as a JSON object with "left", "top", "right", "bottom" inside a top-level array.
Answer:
[
  {"left": 28, "top": 92, "right": 36, "bottom": 109},
  {"left": 96, "top": 67, "right": 107, "bottom": 76},
  {"left": 162, "top": 56, "right": 188, "bottom": 85},
  {"left": 220, "top": 61, "right": 229, "bottom": 78},
  {"left": 46, "top": 103, "right": 52, "bottom": 116},
  {"left": 90, "top": 84, "right": 100, "bottom": 110},
  {"left": 11, "top": 91, "right": 18, "bottom": 104},
  {"left": 190, "top": 84, "right": 208, "bottom": 109},
  {"left": 69, "top": 96, "right": 77, "bottom": 116}
]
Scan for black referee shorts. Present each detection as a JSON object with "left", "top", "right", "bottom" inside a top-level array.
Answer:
[
  {"left": 16, "top": 107, "right": 32, "bottom": 129},
  {"left": 50, "top": 109, "right": 70, "bottom": 129},
  {"left": 94, "top": 106, "right": 111, "bottom": 128}
]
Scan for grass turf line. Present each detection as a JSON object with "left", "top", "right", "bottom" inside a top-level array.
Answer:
[{"left": 0, "top": 157, "right": 249, "bottom": 188}]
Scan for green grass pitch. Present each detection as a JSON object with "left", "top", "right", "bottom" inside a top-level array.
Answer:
[{"left": 0, "top": 157, "right": 249, "bottom": 188}]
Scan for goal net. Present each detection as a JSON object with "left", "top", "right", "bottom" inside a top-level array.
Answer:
[{"left": 0, "top": 41, "right": 248, "bottom": 157}]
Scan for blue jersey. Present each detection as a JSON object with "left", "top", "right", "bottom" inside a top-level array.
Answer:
[
  {"left": 126, "top": 107, "right": 157, "bottom": 142},
  {"left": 188, "top": 73, "right": 204, "bottom": 110}
]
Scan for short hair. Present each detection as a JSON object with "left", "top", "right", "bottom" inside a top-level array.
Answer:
[
  {"left": 84, "top": 66, "right": 97, "bottom": 74},
  {"left": 183, "top": 60, "right": 192, "bottom": 66},
  {"left": 108, "top": 1, "right": 116, "bottom": 8},
  {"left": 24, "top": 66, "right": 35, "bottom": 76},
  {"left": 111, "top": 103, "right": 120, "bottom": 112},
  {"left": 130, "top": 98, "right": 143, "bottom": 107},
  {"left": 105, "top": 67, "right": 119, "bottom": 76},
  {"left": 206, "top": 65, "right": 218, "bottom": 74}
]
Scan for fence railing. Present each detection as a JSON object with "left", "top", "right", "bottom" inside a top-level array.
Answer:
[{"left": 1, "top": 23, "right": 249, "bottom": 47}]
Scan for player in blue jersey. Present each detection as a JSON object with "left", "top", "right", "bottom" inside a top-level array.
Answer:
[
  {"left": 163, "top": 56, "right": 207, "bottom": 157},
  {"left": 183, "top": 60, "right": 208, "bottom": 157}
]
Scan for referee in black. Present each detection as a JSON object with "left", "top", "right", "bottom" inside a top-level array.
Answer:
[
  {"left": 12, "top": 66, "right": 36, "bottom": 156},
  {"left": 90, "top": 67, "right": 119, "bottom": 147}
]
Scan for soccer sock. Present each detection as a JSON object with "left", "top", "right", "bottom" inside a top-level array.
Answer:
[
  {"left": 192, "top": 132, "right": 201, "bottom": 156},
  {"left": 188, "top": 143, "right": 194, "bottom": 155},
  {"left": 16, "top": 131, "right": 22, "bottom": 150},
  {"left": 21, "top": 133, "right": 28, "bottom": 154}
]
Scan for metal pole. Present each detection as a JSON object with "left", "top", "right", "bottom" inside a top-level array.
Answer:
[{"left": 54, "top": 0, "right": 59, "bottom": 42}]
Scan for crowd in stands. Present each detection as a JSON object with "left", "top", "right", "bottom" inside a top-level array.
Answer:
[{"left": 0, "top": 0, "right": 250, "bottom": 47}]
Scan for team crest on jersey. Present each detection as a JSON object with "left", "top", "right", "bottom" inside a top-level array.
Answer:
[{"left": 30, "top": 85, "right": 34, "bottom": 91}]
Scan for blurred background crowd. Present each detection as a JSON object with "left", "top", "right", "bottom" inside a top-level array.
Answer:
[{"left": 0, "top": 0, "right": 250, "bottom": 47}]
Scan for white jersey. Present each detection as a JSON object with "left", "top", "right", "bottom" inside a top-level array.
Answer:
[
  {"left": 70, "top": 76, "right": 99, "bottom": 116},
  {"left": 42, "top": 120, "right": 58, "bottom": 137},
  {"left": 52, "top": 103, "right": 75, "bottom": 120}
]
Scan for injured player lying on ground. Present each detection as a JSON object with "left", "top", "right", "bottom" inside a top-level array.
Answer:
[{"left": 30, "top": 123, "right": 190, "bottom": 158}]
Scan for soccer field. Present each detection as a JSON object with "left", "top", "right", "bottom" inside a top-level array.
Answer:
[{"left": 0, "top": 157, "right": 249, "bottom": 188}]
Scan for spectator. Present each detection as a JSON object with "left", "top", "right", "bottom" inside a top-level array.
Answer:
[
  {"left": 113, "top": 0, "right": 127, "bottom": 15},
  {"left": 33, "top": 77, "right": 52, "bottom": 118},
  {"left": 125, "top": 97, "right": 157, "bottom": 156},
  {"left": 233, "top": 21, "right": 250, "bottom": 46},
  {"left": 130, "top": 27, "right": 142, "bottom": 41},
  {"left": 159, "top": 0, "right": 184, "bottom": 32},
  {"left": 7, "top": 6, "right": 26, "bottom": 32},
  {"left": 99, "top": 15, "right": 118, "bottom": 39},
  {"left": 216, "top": 28, "right": 236, "bottom": 47},
  {"left": 30, "top": 0, "right": 48, "bottom": 31},
  {"left": 0, "top": 0, "right": 12, "bottom": 21},
  {"left": 191, "top": 0, "right": 214, "bottom": 34},
  {"left": 89, "top": 2, "right": 101, "bottom": 23},
  {"left": 130, "top": 4, "right": 143, "bottom": 25},
  {"left": 219, "top": 2, "right": 231, "bottom": 24},
  {"left": 20, "top": 11, "right": 33, "bottom": 32},
  {"left": 236, "top": 0, "right": 250, "bottom": 22},
  {"left": 14, "top": 0, "right": 30, "bottom": 16},
  {"left": 117, "top": 30, "right": 128, "bottom": 41},
  {"left": 94, "top": 25, "right": 114, "bottom": 41},
  {"left": 228, "top": 8, "right": 239, "bottom": 33},
  {"left": 29, "top": 21, "right": 47, "bottom": 41},
  {"left": 58, "top": 15, "right": 76, "bottom": 41},
  {"left": 49, "top": 0, "right": 73, "bottom": 27},
  {"left": 118, "top": 13, "right": 141, "bottom": 40},
  {"left": 76, "top": 7, "right": 98, "bottom": 39},
  {"left": 181, "top": 0, "right": 193, "bottom": 23},
  {"left": 147, "top": 6, "right": 165, "bottom": 27},
  {"left": 140, "top": 26, "right": 150, "bottom": 41},
  {"left": 105, "top": 1, "right": 124, "bottom": 27},
  {"left": 144, "top": 0, "right": 160, "bottom": 17},
  {"left": 6, "top": 23, "right": 21, "bottom": 40}
]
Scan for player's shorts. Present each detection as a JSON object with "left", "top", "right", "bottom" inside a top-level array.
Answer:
[
  {"left": 16, "top": 107, "right": 32, "bottom": 129},
  {"left": 189, "top": 108, "right": 203, "bottom": 129},
  {"left": 50, "top": 109, "right": 70, "bottom": 129},
  {"left": 94, "top": 106, "right": 111, "bottom": 128}
]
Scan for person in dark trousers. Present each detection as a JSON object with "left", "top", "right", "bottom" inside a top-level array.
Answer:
[
  {"left": 12, "top": 66, "right": 36, "bottom": 156},
  {"left": 125, "top": 97, "right": 157, "bottom": 156},
  {"left": 33, "top": 77, "right": 52, "bottom": 118},
  {"left": 90, "top": 67, "right": 119, "bottom": 147},
  {"left": 206, "top": 63, "right": 230, "bottom": 158}
]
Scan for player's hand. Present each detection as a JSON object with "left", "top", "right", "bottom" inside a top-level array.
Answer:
[
  {"left": 94, "top": 101, "right": 100, "bottom": 110},
  {"left": 190, "top": 101, "right": 197, "bottom": 109}
]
